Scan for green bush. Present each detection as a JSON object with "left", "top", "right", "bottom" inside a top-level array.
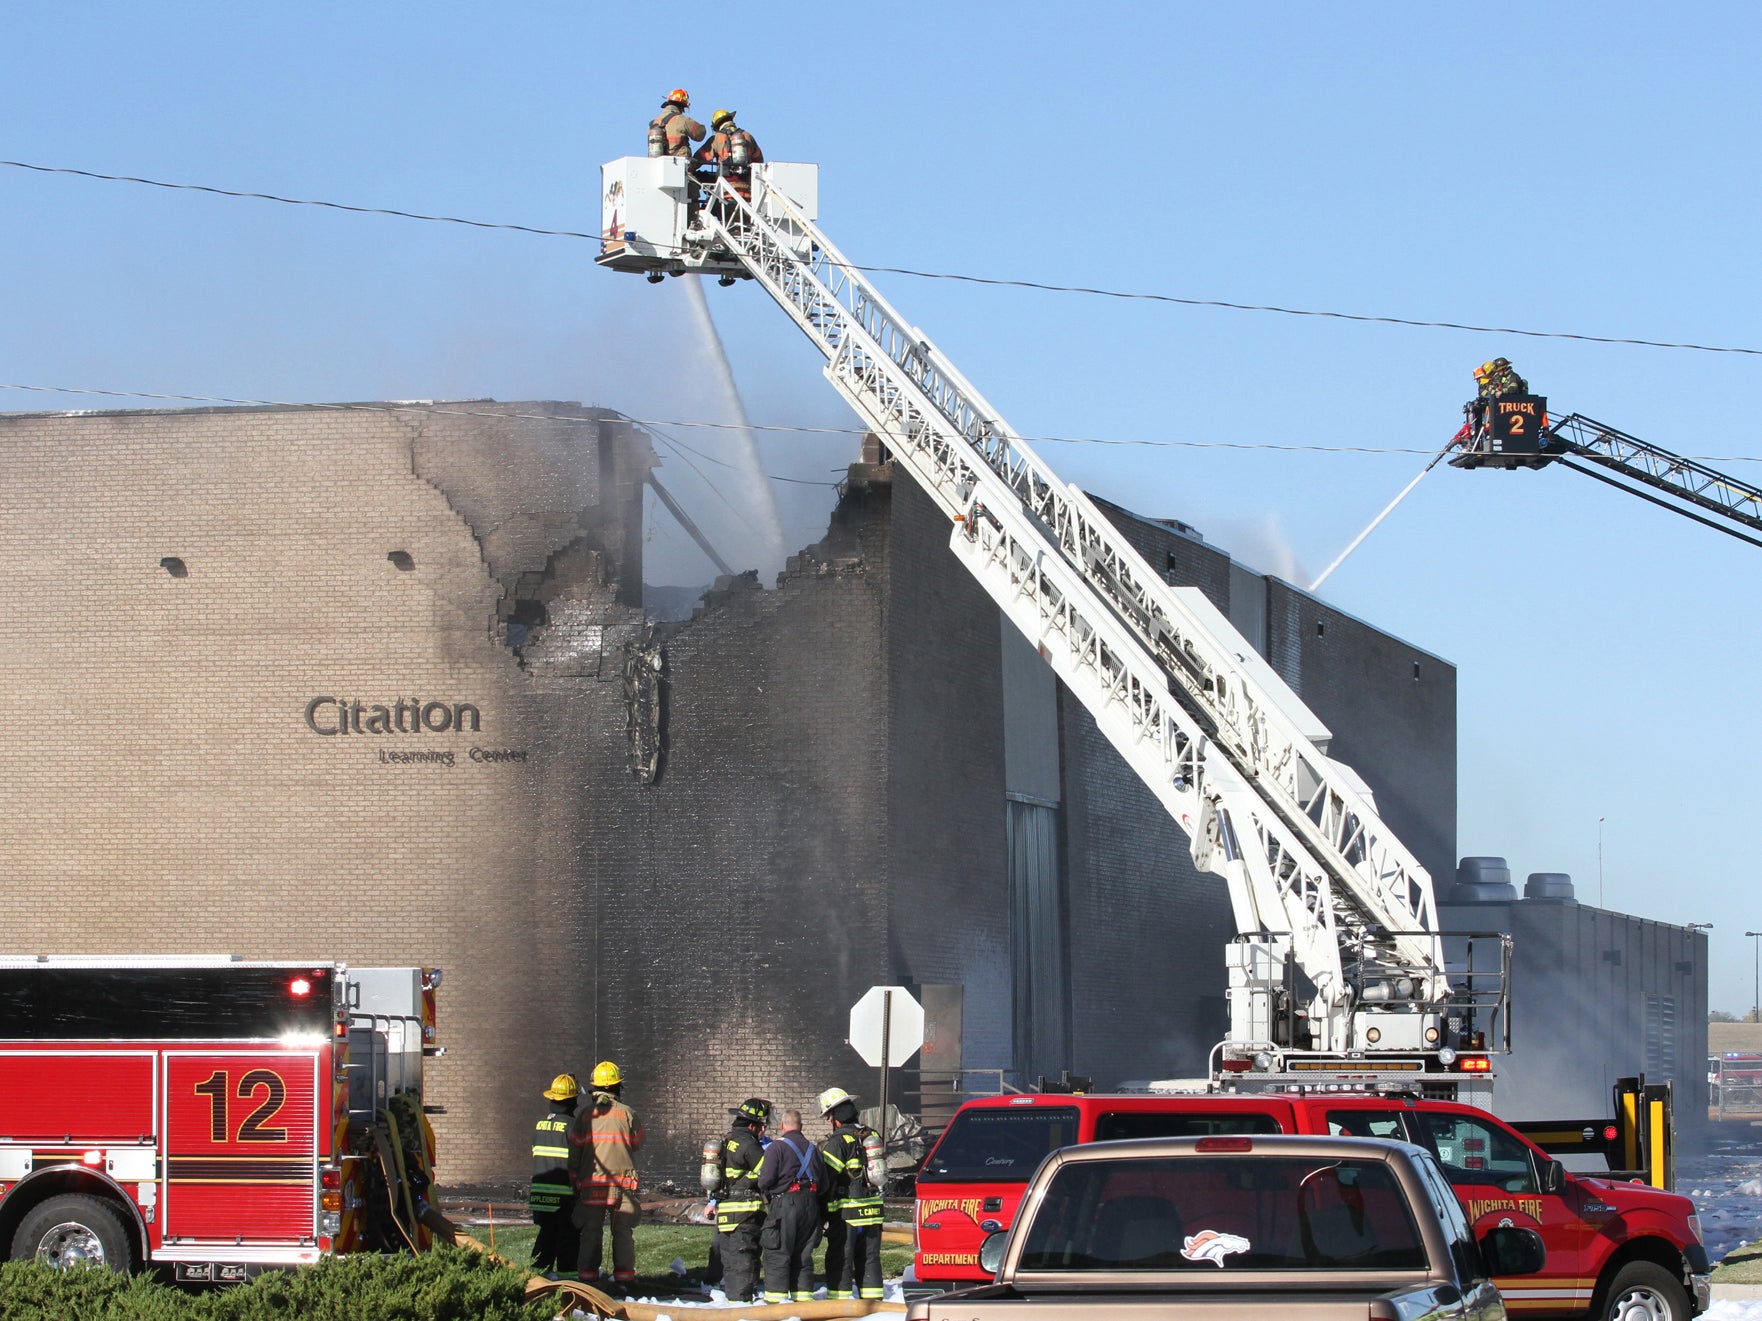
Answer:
[{"left": 0, "top": 1249, "right": 553, "bottom": 1321}]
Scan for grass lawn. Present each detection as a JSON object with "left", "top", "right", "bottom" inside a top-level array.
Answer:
[
  {"left": 464, "top": 1221, "right": 913, "bottom": 1294},
  {"left": 1713, "top": 1239, "right": 1762, "bottom": 1283}
]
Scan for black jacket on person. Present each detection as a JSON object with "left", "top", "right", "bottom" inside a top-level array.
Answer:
[{"left": 757, "top": 1130, "right": 819, "bottom": 1199}]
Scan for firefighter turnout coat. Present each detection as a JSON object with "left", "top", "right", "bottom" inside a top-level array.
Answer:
[
  {"left": 714, "top": 1126, "right": 766, "bottom": 1230},
  {"left": 567, "top": 1090, "right": 644, "bottom": 1211}
]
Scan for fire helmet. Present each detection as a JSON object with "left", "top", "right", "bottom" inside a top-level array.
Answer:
[
  {"left": 667, "top": 88, "right": 691, "bottom": 107},
  {"left": 591, "top": 1060, "right": 624, "bottom": 1088},
  {"left": 817, "top": 1086, "right": 855, "bottom": 1116},
  {"left": 544, "top": 1072, "right": 580, "bottom": 1101},
  {"left": 730, "top": 1097, "right": 773, "bottom": 1125},
  {"left": 1475, "top": 361, "right": 1495, "bottom": 379},
  {"left": 711, "top": 108, "right": 735, "bottom": 130}
]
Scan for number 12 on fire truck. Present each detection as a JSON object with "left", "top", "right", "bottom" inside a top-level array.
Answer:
[{"left": 0, "top": 956, "right": 443, "bottom": 1281}]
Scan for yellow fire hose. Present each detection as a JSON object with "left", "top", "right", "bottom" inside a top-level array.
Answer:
[{"left": 523, "top": 1279, "right": 906, "bottom": 1320}]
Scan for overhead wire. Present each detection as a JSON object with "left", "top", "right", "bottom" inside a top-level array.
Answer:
[
  {"left": 5, "top": 382, "right": 1762, "bottom": 467},
  {"left": 5, "top": 158, "right": 1762, "bottom": 359}
]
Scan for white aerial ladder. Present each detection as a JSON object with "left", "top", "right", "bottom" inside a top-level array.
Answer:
[{"left": 598, "top": 156, "right": 1509, "bottom": 1087}]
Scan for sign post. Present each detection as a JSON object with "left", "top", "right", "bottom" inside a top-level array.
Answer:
[{"left": 848, "top": 985, "right": 925, "bottom": 1162}]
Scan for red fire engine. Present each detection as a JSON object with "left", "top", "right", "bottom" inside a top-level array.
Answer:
[{"left": 0, "top": 956, "right": 443, "bottom": 1281}]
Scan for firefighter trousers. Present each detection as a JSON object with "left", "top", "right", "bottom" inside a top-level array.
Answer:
[
  {"left": 573, "top": 1201, "right": 637, "bottom": 1283},
  {"left": 531, "top": 1206, "right": 578, "bottom": 1274},
  {"left": 718, "top": 1215, "right": 765, "bottom": 1301},
  {"left": 761, "top": 1190, "right": 822, "bottom": 1301},
  {"left": 823, "top": 1210, "right": 883, "bottom": 1300}
]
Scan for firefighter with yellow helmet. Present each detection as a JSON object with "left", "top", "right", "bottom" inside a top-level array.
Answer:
[
  {"left": 815, "top": 1086, "right": 885, "bottom": 1301},
  {"left": 529, "top": 1073, "right": 580, "bottom": 1277},
  {"left": 711, "top": 1096, "right": 772, "bottom": 1301},
  {"left": 567, "top": 1060, "right": 645, "bottom": 1289}
]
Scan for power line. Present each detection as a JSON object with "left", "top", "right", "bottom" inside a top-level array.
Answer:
[
  {"left": 6, "top": 157, "right": 1761, "bottom": 359},
  {"left": 5, "top": 381, "right": 1761, "bottom": 466}
]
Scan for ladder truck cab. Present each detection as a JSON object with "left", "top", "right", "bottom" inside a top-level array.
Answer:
[
  {"left": 598, "top": 156, "right": 1510, "bottom": 1096},
  {"left": 0, "top": 956, "right": 444, "bottom": 1280}
]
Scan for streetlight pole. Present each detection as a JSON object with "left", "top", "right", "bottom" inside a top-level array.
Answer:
[
  {"left": 1598, "top": 817, "right": 1606, "bottom": 908},
  {"left": 1746, "top": 932, "right": 1761, "bottom": 1024}
]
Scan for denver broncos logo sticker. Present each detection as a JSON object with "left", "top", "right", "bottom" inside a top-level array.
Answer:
[{"left": 1181, "top": 1229, "right": 1251, "bottom": 1266}]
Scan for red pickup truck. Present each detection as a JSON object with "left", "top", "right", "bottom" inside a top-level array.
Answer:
[{"left": 913, "top": 1090, "right": 1709, "bottom": 1321}]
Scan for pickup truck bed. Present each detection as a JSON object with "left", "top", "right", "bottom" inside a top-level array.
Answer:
[{"left": 907, "top": 1134, "right": 1544, "bottom": 1321}]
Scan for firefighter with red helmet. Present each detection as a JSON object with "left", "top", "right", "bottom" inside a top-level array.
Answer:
[
  {"left": 647, "top": 88, "right": 706, "bottom": 159},
  {"left": 529, "top": 1073, "right": 580, "bottom": 1277},
  {"left": 816, "top": 1086, "right": 884, "bottom": 1301},
  {"left": 713, "top": 1097, "right": 772, "bottom": 1302},
  {"left": 567, "top": 1060, "right": 644, "bottom": 1289}
]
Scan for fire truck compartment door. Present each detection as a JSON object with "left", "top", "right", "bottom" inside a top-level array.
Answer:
[
  {"left": 0, "top": 1050, "right": 155, "bottom": 1140},
  {"left": 108, "top": 1148, "right": 156, "bottom": 1180},
  {"left": 161, "top": 1050, "right": 321, "bottom": 1245},
  {"left": 0, "top": 1149, "right": 32, "bottom": 1179}
]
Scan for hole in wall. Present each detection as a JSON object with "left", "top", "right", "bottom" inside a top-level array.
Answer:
[
  {"left": 160, "top": 557, "right": 187, "bottom": 578},
  {"left": 388, "top": 550, "right": 415, "bottom": 571}
]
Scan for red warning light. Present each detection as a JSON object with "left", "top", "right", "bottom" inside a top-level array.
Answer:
[
  {"left": 288, "top": 977, "right": 312, "bottom": 997},
  {"left": 1602, "top": 1125, "right": 1620, "bottom": 1142},
  {"left": 1196, "top": 1137, "right": 1254, "bottom": 1153}
]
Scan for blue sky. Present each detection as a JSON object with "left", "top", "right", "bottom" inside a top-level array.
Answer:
[{"left": 5, "top": 3, "right": 1759, "bottom": 1013}]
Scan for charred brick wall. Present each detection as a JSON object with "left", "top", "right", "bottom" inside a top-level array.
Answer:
[
  {"left": 884, "top": 477, "right": 1013, "bottom": 1074},
  {"left": 0, "top": 403, "right": 1461, "bottom": 1187}
]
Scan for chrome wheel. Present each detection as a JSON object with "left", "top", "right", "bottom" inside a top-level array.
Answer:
[{"left": 34, "top": 1220, "right": 109, "bottom": 1269}]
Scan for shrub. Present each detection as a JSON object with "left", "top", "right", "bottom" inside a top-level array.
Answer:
[{"left": 0, "top": 1249, "right": 552, "bottom": 1321}]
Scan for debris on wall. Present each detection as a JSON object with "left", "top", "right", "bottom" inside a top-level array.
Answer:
[{"left": 622, "top": 626, "right": 666, "bottom": 784}]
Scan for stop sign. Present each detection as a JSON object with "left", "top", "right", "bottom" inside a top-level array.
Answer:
[{"left": 848, "top": 985, "right": 924, "bottom": 1068}]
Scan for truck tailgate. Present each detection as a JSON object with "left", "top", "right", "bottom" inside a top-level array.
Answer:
[{"left": 914, "top": 1292, "right": 1389, "bottom": 1319}]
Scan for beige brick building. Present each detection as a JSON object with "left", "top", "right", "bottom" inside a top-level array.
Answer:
[
  {"left": 0, "top": 402, "right": 652, "bottom": 1183},
  {"left": 0, "top": 398, "right": 1481, "bottom": 1189}
]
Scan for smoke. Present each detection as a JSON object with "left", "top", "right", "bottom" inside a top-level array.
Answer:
[{"left": 1200, "top": 511, "right": 1308, "bottom": 586}]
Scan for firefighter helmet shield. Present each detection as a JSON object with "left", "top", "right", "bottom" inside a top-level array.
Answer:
[
  {"left": 544, "top": 1072, "right": 580, "bottom": 1101},
  {"left": 817, "top": 1086, "right": 854, "bottom": 1115},
  {"left": 730, "top": 1096, "right": 772, "bottom": 1125},
  {"left": 667, "top": 88, "right": 690, "bottom": 107},
  {"left": 591, "top": 1060, "right": 624, "bottom": 1088},
  {"left": 711, "top": 108, "right": 735, "bottom": 130}
]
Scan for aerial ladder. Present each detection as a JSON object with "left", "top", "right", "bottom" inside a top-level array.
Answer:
[
  {"left": 1453, "top": 395, "right": 1762, "bottom": 549},
  {"left": 599, "top": 155, "right": 1508, "bottom": 1088}
]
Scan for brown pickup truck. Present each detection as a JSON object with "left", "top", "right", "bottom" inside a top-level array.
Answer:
[{"left": 906, "top": 1134, "right": 1545, "bottom": 1320}]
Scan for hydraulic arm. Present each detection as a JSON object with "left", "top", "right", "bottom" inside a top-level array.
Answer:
[
  {"left": 1455, "top": 402, "right": 1762, "bottom": 549},
  {"left": 599, "top": 157, "right": 1504, "bottom": 1073}
]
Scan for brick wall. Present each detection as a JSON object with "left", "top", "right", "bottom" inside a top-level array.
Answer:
[{"left": 0, "top": 403, "right": 1462, "bottom": 1186}]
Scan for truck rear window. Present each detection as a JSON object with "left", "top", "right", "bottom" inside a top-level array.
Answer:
[
  {"left": 1095, "top": 1111, "right": 1282, "bottom": 1142},
  {"left": 919, "top": 1106, "right": 1081, "bottom": 1183},
  {"left": 1016, "top": 1155, "right": 1427, "bottom": 1273}
]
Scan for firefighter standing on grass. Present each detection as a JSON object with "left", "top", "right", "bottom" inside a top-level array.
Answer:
[
  {"left": 529, "top": 1073, "right": 580, "bottom": 1277},
  {"left": 817, "top": 1086, "right": 885, "bottom": 1302},
  {"left": 568, "top": 1060, "right": 644, "bottom": 1289},
  {"left": 713, "top": 1097, "right": 772, "bottom": 1302},
  {"left": 758, "top": 1107, "right": 822, "bottom": 1304}
]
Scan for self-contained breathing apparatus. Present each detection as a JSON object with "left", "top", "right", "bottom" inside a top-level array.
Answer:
[{"left": 701, "top": 1097, "right": 774, "bottom": 1195}]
